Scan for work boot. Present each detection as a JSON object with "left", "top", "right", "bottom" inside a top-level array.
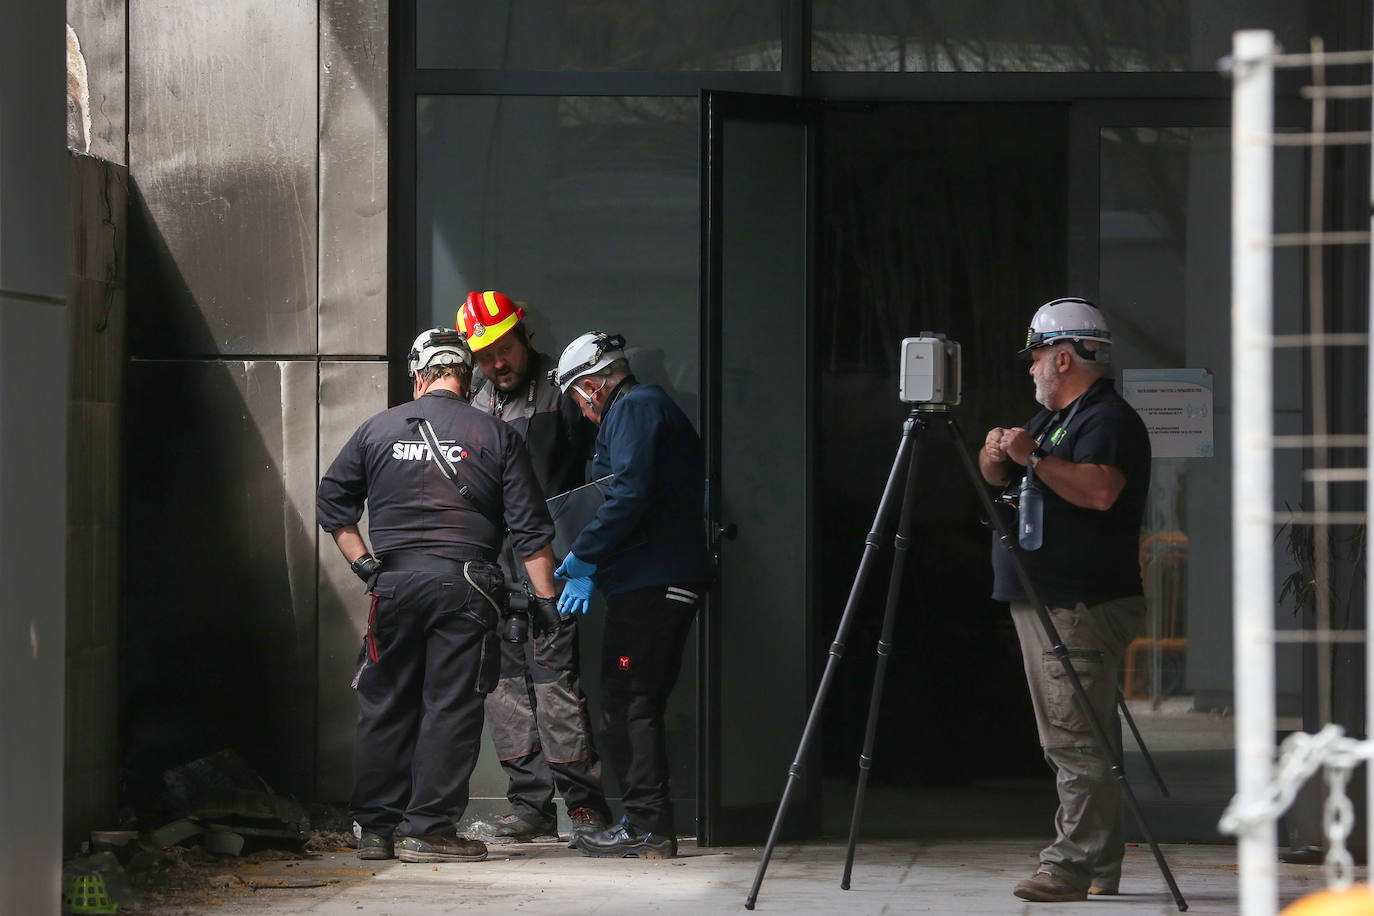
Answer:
[
  {"left": 1013, "top": 871, "right": 1088, "bottom": 902},
  {"left": 565, "top": 807, "right": 608, "bottom": 848},
  {"left": 356, "top": 831, "right": 394, "bottom": 860},
  {"left": 396, "top": 834, "right": 488, "bottom": 863},
  {"left": 1088, "top": 882, "right": 1119, "bottom": 895},
  {"left": 473, "top": 812, "right": 559, "bottom": 845},
  {"left": 575, "top": 819, "right": 676, "bottom": 859}
]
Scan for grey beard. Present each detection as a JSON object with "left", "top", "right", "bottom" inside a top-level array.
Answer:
[{"left": 1034, "top": 373, "right": 1058, "bottom": 408}]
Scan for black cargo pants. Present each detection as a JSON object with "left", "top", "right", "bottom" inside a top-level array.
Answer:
[
  {"left": 351, "top": 562, "right": 501, "bottom": 839},
  {"left": 599, "top": 583, "right": 704, "bottom": 836}
]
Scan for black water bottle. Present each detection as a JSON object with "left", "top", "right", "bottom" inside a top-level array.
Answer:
[{"left": 1018, "top": 471, "right": 1044, "bottom": 551}]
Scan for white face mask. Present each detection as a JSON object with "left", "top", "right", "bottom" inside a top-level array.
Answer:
[{"left": 576, "top": 378, "right": 605, "bottom": 405}]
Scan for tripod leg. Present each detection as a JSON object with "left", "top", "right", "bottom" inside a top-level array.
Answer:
[
  {"left": 1119, "top": 690, "right": 1170, "bottom": 797},
  {"left": 745, "top": 411, "right": 920, "bottom": 910},
  {"left": 841, "top": 415, "right": 928, "bottom": 890},
  {"left": 946, "top": 413, "right": 1188, "bottom": 912}
]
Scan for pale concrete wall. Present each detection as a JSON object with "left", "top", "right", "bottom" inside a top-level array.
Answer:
[{"left": 1, "top": 3, "right": 70, "bottom": 912}]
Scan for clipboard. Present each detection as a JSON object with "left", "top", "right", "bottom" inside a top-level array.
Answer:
[{"left": 545, "top": 474, "right": 645, "bottom": 563}]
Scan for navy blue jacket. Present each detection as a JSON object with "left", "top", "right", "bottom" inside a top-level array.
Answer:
[{"left": 569, "top": 379, "right": 712, "bottom": 597}]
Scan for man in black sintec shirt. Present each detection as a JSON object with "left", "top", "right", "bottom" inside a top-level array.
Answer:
[
  {"left": 978, "top": 298, "right": 1150, "bottom": 904},
  {"left": 317, "top": 328, "right": 558, "bottom": 865}
]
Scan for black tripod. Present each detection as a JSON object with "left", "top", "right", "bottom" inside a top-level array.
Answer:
[{"left": 744, "top": 405, "right": 1188, "bottom": 912}]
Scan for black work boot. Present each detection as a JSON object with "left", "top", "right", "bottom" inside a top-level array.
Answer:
[
  {"left": 357, "top": 831, "right": 394, "bottom": 860},
  {"left": 575, "top": 819, "right": 676, "bottom": 859},
  {"left": 565, "top": 806, "right": 609, "bottom": 848}
]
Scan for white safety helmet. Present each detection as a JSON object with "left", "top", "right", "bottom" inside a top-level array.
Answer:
[
  {"left": 1017, "top": 297, "right": 1113, "bottom": 361},
  {"left": 549, "top": 331, "right": 627, "bottom": 393},
  {"left": 407, "top": 327, "right": 473, "bottom": 376}
]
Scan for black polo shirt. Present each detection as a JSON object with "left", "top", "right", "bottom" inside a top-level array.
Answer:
[
  {"left": 316, "top": 389, "right": 555, "bottom": 562},
  {"left": 991, "top": 377, "right": 1151, "bottom": 607}
]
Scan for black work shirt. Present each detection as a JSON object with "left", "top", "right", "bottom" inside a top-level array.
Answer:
[
  {"left": 316, "top": 389, "right": 555, "bottom": 562},
  {"left": 991, "top": 377, "right": 1151, "bottom": 607}
]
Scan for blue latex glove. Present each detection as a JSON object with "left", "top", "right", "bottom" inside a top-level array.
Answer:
[
  {"left": 557, "top": 576, "right": 594, "bottom": 616},
  {"left": 555, "top": 552, "right": 597, "bottom": 580}
]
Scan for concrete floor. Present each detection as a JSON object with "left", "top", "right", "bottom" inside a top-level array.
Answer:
[
  {"left": 130, "top": 837, "right": 1336, "bottom": 915},
  {"left": 112, "top": 773, "right": 1341, "bottom": 914}
]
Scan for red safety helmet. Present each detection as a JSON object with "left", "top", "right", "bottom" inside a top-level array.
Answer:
[{"left": 456, "top": 290, "right": 525, "bottom": 352}]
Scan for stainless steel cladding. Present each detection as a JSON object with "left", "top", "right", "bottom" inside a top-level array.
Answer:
[
  {"left": 129, "top": 1, "right": 318, "bottom": 357},
  {"left": 319, "top": 0, "right": 389, "bottom": 356}
]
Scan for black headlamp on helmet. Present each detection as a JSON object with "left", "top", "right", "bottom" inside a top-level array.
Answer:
[{"left": 549, "top": 331, "right": 627, "bottom": 392}]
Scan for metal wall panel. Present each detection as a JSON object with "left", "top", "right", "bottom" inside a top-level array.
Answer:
[
  {"left": 124, "top": 360, "right": 318, "bottom": 799},
  {"left": 128, "top": 1, "right": 317, "bottom": 357},
  {"left": 67, "top": 0, "right": 128, "bottom": 165},
  {"left": 315, "top": 360, "right": 388, "bottom": 802},
  {"left": 319, "top": 0, "right": 388, "bottom": 356}
]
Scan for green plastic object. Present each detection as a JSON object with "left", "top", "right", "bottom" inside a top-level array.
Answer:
[{"left": 64, "top": 874, "right": 118, "bottom": 914}]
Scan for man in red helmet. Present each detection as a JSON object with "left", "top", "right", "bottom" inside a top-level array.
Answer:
[{"left": 456, "top": 291, "right": 611, "bottom": 845}]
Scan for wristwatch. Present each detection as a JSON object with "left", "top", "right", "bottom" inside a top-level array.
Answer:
[{"left": 1029, "top": 447, "right": 1048, "bottom": 469}]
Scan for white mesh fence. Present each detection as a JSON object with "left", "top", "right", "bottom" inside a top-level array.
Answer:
[{"left": 1222, "top": 28, "right": 1374, "bottom": 915}]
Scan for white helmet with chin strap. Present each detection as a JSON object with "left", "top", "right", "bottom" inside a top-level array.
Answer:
[
  {"left": 1018, "top": 297, "right": 1112, "bottom": 362},
  {"left": 550, "top": 331, "right": 627, "bottom": 394},
  {"left": 408, "top": 327, "right": 472, "bottom": 376}
]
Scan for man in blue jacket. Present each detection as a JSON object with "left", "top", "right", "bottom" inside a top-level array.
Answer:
[{"left": 548, "top": 331, "right": 712, "bottom": 859}]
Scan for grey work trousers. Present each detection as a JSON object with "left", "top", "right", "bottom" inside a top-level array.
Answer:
[
  {"left": 1010, "top": 595, "right": 1145, "bottom": 891},
  {"left": 483, "top": 617, "right": 608, "bottom": 829}
]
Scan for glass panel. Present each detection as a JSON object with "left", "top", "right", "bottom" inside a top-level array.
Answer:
[
  {"left": 1100, "top": 126, "right": 1305, "bottom": 819},
  {"left": 813, "top": 1, "right": 1317, "bottom": 72},
  {"left": 717, "top": 116, "right": 809, "bottom": 807},
  {"left": 416, "top": 94, "right": 700, "bottom": 819},
  {"left": 417, "top": 1, "right": 781, "bottom": 71}
]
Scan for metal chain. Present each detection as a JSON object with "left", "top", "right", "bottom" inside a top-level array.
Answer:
[
  {"left": 1323, "top": 764, "right": 1356, "bottom": 890},
  {"left": 1218, "top": 724, "right": 1374, "bottom": 894}
]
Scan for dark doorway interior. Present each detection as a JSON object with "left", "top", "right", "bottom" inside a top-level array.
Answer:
[{"left": 815, "top": 103, "right": 1070, "bottom": 790}]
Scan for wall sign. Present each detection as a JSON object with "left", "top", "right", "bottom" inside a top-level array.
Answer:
[{"left": 1121, "top": 368, "right": 1214, "bottom": 459}]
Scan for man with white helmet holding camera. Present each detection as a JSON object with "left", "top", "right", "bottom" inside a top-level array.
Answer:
[
  {"left": 317, "top": 328, "right": 559, "bottom": 865},
  {"left": 978, "top": 298, "right": 1151, "bottom": 903},
  {"left": 548, "top": 331, "right": 712, "bottom": 859}
]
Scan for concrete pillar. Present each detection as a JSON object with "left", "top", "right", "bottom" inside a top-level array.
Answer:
[{"left": 0, "top": 2, "right": 70, "bottom": 913}]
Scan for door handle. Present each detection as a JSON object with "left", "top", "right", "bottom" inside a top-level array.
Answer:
[{"left": 712, "top": 521, "right": 738, "bottom": 543}]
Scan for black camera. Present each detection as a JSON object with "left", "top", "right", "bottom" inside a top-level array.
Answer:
[{"left": 500, "top": 591, "right": 530, "bottom": 644}]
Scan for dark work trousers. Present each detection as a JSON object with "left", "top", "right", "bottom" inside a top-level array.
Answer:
[
  {"left": 484, "top": 616, "right": 610, "bottom": 830},
  {"left": 599, "top": 583, "right": 703, "bottom": 836},
  {"left": 351, "top": 569, "right": 499, "bottom": 839}
]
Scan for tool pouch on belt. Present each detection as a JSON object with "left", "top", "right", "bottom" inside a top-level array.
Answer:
[
  {"left": 463, "top": 560, "right": 505, "bottom": 627},
  {"left": 462, "top": 560, "right": 504, "bottom": 695}
]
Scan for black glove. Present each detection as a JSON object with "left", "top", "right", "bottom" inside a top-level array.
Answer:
[
  {"left": 350, "top": 552, "right": 382, "bottom": 584},
  {"left": 529, "top": 594, "right": 566, "bottom": 637}
]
